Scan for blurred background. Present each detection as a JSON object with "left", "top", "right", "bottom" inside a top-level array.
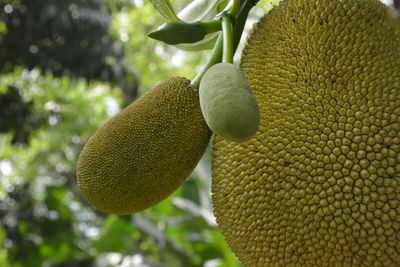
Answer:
[{"left": 0, "top": 0, "right": 397, "bottom": 266}]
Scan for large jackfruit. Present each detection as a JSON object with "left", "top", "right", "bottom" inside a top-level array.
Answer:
[
  {"left": 212, "top": 0, "right": 400, "bottom": 266},
  {"left": 77, "top": 77, "right": 211, "bottom": 215}
]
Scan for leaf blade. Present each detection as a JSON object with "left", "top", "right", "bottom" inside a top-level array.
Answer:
[
  {"left": 178, "top": 0, "right": 228, "bottom": 22},
  {"left": 149, "top": 0, "right": 180, "bottom": 21},
  {"left": 148, "top": 20, "right": 221, "bottom": 45}
]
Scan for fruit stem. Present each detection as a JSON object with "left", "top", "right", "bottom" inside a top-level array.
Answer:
[
  {"left": 228, "top": 0, "right": 241, "bottom": 16},
  {"left": 190, "top": 0, "right": 256, "bottom": 89},
  {"left": 222, "top": 16, "right": 234, "bottom": 64},
  {"left": 190, "top": 33, "right": 223, "bottom": 89},
  {"left": 217, "top": 0, "right": 241, "bottom": 18}
]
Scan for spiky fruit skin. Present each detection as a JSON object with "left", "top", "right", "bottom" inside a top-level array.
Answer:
[
  {"left": 199, "top": 63, "right": 260, "bottom": 142},
  {"left": 77, "top": 77, "right": 211, "bottom": 215},
  {"left": 212, "top": 0, "right": 400, "bottom": 266}
]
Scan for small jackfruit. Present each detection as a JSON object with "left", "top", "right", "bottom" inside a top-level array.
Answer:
[
  {"left": 77, "top": 77, "right": 211, "bottom": 215},
  {"left": 199, "top": 63, "right": 260, "bottom": 142},
  {"left": 212, "top": 0, "right": 400, "bottom": 266}
]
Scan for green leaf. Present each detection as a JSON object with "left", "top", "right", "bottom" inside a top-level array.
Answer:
[
  {"left": 149, "top": 0, "right": 179, "bottom": 21},
  {"left": 178, "top": 0, "right": 227, "bottom": 22},
  {"left": 91, "top": 215, "right": 139, "bottom": 253},
  {"left": 175, "top": 32, "right": 220, "bottom": 51},
  {"left": 0, "top": 225, "right": 6, "bottom": 244},
  {"left": 213, "top": 230, "right": 242, "bottom": 267},
  {"left": 0, "top": 21, "right": 7, "bottom": 35},
  {"left": 174, "top": 0, "right": 227, "bottom": 51},
  {"left": 148, "top": 20, "right": 221, "bottom": 45}
]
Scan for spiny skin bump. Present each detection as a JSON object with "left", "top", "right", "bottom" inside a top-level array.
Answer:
[
  {"left": 77, "top": 77, "right": 211, "bottom": 215},
  {"left": 212, "top": 0, "right": 400, "bottom": 266}
]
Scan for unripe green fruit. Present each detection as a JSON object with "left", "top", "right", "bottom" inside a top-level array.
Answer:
[
  {"left": 199, "top": 63, "right": 260, "bottom": 142},
  {"left": 76, "top": 77, "right": 211, "bottom": 215}
]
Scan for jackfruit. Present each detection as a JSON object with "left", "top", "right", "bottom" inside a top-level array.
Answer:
[
  {"left": 199, "top": 63, "right": 260, "bottom": 142},
  {"left": 212, "top": 0, "right": 400, "bottom": 266},
  {"left": 77, "top": 77, "right": 211, "bottom": 215}
]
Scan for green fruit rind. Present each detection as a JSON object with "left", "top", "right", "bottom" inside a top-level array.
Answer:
[
  {"left": 199, "top": 63, "right": 260, "bottom": 142},
  {"left": 212, "top": 0, "right": 400, "bottom": 266},
  {"left": 76, "top": 77, "right": 212, "bottom": 215}
]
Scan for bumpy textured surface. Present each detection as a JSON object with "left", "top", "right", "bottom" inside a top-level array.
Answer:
[
  {"left": 199, "top": 63, "right": 260, "bottom": 142},
  {"left": 77, "top": 77, "right": 211, "bottom": 215},
  {"left": 212, "top": 0, "right": 400, "bottom": 266}
]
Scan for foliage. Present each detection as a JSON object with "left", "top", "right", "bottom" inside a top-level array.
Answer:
[
  {"left": 0, "top": 0, "right": 129, "bottom": 85},
  {"left": 0, "top": 0, "right": 140, "bottom": 141},
  {"left": 0, "top": 68, "right": 119, "bottom": 267}
]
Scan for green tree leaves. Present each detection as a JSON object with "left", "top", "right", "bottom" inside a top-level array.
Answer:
[
  {"left": 148, "top": 20, "right": 221, "bottom": 45},
  {"left": 148, "top": 0, "right": 179, "bottom": 20},
  {"left": 178, "top": 0, "right": 228, "bottom": 22},
  {"left": 148, "top": 0, "right": 228, "bottom": 51}
]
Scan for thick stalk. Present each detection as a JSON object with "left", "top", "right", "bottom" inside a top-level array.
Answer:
[
  {"left": 190, "top": 0, "right": 257, "bottom": 89},
  {"left": 227, "top": 0, "right": 241, "bottom": 16},
  {"left": 222, "top": 16, "right": 234, "bottom": 64},
  {"left": 190, "top": 33, "right": 223, "bottom": 89}
]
